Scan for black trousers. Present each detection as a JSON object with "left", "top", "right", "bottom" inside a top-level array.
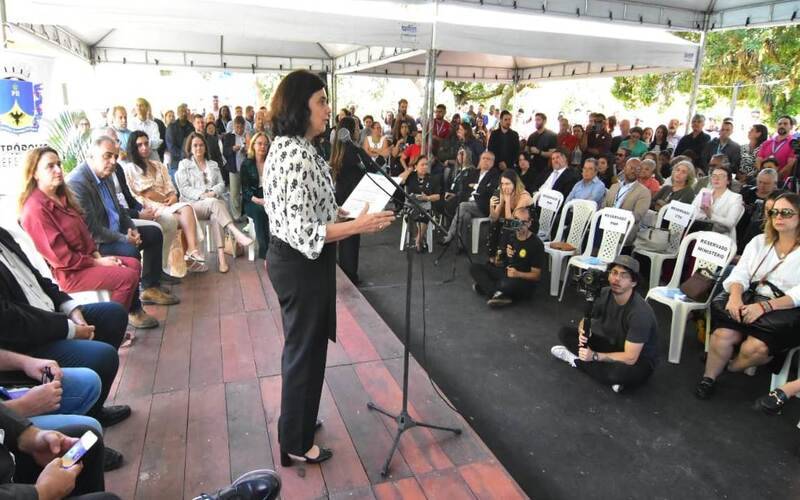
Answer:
[
  {"left": 558, "top": 326, "right": 653, "bottom": 388},
  {"left": 469, "top": 263, "right": 535, "bottom": 301},
  {"left": 267, "top": 237, "right": 336, "bottom": 455},
  {"left": 338, "top": 234, "right": 360, "bottom": 283},
  {"left": 243, "top": 201, "right": 270, "bottom": 259},
  {"left": 14, "top": 424, "right": 119, "bottom": 499}
]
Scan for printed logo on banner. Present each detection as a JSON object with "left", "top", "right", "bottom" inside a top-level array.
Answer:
[
  {"left": 400, "top": 23, "right": 418, "bottom": 43},
  {"left": 0, "top": 66, "right": 43, "bottom": 135}
]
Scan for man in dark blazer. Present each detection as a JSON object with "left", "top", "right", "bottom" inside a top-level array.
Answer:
[
  {"left": 537, "top": 148, "right": 581, "bottom": 199},
  {"left": 67, "top": 137, "right": 177, "bottom": 318},
  {"left": 442, "top": 150, "right": 500, "bottom": 251},
  {"left": 0, "top": 225, "right": 131, "bottom": 429}
]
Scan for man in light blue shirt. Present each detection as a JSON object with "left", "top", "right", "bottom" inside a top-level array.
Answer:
[{"left": 565, "top": 158, "right": 607, "bottom": 206}]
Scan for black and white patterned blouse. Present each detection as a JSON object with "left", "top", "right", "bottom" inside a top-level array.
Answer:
[{"left": 263, "top": 136, "right": 338, "bottom": 259}]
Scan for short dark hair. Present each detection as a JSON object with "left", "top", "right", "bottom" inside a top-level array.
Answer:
[
  {"left": 552, "top": 147, "right": 569, "bottom": 160},
  {"left": 630, "top": 126, "right": 644, "bottom": 136},
  {"left": 192, "top": 114, "right": 203, "bottom": 122},
  {"left": 500, "top": 110, "right": 512, "bottom": 119},
  {"left": 233, "top": 115, "right": 246, "bottom": 126},
  {"left": 778, "top": 115, "right": 796, "bottom": 126},
  {"left": 363, "top": 114, "right": 374, "bottom": 122},
  {"left": 535, "top": 112, "right": 547, "bottom": 121},
  {"left": 270, "top": 70, "right": 326, "bottom": 137},
  {"left": 436, "top": 104, "right": 446, "bottom": 111}
]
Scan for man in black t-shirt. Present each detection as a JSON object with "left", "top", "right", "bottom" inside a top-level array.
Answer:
[
  {"left": 551, "top": 256, "right": 659, "bottom": 392},
  {"left": 469, "top": 204, "right": 544, "bottom": 307},
  {"left": 526, "top": 112, "right": 558, "bottom": 187}
]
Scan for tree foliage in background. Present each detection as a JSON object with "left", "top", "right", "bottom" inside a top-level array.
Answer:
[
  {"left": 47, "top": 111, "right": 89, "bottom": 174},
  {"left": 256, "top": 74, "right": 282, "bottom": 107},
  {"left": 442, "top": 81, "right": 535, "bottom": 111},
  {"left": 611, "top": 25, "right": 800, "bottom": 123}
]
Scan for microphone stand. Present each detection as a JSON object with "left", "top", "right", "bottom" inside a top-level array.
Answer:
[
  {"left": 433, "top": 166, "right": 474, "bottom": 283},
  {"left": 349, "top": 144, "right": 462, "bottom": 477}
]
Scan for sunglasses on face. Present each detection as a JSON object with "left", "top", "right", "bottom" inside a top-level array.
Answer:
[{"left": 767, "top": 208, "right": 797, "bottom": 219}]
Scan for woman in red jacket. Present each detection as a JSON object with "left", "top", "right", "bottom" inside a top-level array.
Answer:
[{"left": 18, "top": 147, "right": 143, "bottom": 320}]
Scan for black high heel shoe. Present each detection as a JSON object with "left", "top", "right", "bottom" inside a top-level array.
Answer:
[{"left": 280, "top": 447, "right": 333, "bottom": 467}]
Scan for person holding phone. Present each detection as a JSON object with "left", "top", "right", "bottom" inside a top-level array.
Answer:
[{"left": 691, "top": 165, "right": 745, "bottom": 241}]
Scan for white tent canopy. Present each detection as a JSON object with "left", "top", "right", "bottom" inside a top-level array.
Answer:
[{"left": 5, "top": 0, "right": 699, "bottom": 81}]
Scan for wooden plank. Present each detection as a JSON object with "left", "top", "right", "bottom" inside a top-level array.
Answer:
[
  {"left": 220, "top": 312, "right": 257, "bottom": 382},
  {"left": 136, "top": 389, "right": 189, "bottom": 500},
  {"left": 104, "top": 394, "right": 152, "bottom": 500},
  {"left": 260, "top": 375, "right": 327, "bottom": 500},
  {"left": 325, "top": 365, "right": 413, "bottom": 484},
  {"left": 190, "top": 315, "right": 223, "bottom": 389},
  {"left": 384, "top": 357, "right": 491, "bottom": 466},
  {"left": 336, "top": 304, "right": 381, "bottom": 363},
  {"left": 330, "top": 486, "right": 377, "bottom": 500},
  {"left": 218, "top": 265, "right": 244, "bottom": 314},
  {"left": 115, "top": 322, "right": 163, "bottom": 399},
  {"left": 317, "top": 382, "right": 371, "bottom": 494},
  {"left": 372, "top": 477, "right": 427, "bottom": 500},
  {"left": 225, "top": 380, "right": 274, "bottom": 480},
  {"left": 240, "top": 262, "right": 267, "bottom": 312},
  {"left": 184, "top": 383, "right": 231, "bottom": 499},
  {"left": 193, "top": 281, "right": 220, "bottom": 318},
  {"left": 458, "top": 461, "right": 528, "bottom": 500},
  {"left": 152, "top": 311, "right": 192, "bottom": 394},
  {"left": 108, "top": 339, "right": 130, "bottom": 401},
  {"left": 417, "top": 468, "right": 476, "bottom": 500},
  {"left": 355, "top": 361, "right": 453, "bottom": 476},
  {"left": 246, "top": 309, "right": 283, "bottom": 378}
]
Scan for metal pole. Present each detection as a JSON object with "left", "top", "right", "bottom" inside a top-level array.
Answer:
[
  {"left": 330, "top": 69, "right": 337, "bottom": 128},
  {"left": 1, "top": 0, "right": 8, "bottom": 50},
  {"left": 729, "top": 82, "right": 742, "bottom": 118},
  {"left": 686, "top": 28, "right": 707, "bottom": 135},
  {"left": 424, "top": 0, "right": 439, "bottom": 159}
]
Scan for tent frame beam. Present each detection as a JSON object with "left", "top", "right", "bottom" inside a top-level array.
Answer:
[{"left": 9, "top": 22, "right": 91, "bottom": 61}]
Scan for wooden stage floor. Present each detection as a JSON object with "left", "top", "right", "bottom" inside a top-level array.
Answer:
[{"left": 104, "top": 258, "right": 528, "bottom": 499}]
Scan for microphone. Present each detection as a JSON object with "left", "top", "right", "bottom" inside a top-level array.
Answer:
[{"left": 335, "top": 127, "right": 373, "bottom": 173}]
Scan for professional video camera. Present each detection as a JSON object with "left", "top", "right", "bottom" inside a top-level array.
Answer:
[{"left": 575, "top": 268, "right": 607, "bottom": 302}]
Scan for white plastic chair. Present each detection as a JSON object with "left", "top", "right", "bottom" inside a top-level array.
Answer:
[
  {"left": 533, "top": 189, "right": 564, "bottom": 243},
  {"left": 646, "top": 231, "right": 736, "bottom": 364},
  {"left": 245, "top": 217, "right": 257, "bottom": 261},
  {"left": 470, "top": 217, "right": 491, "bottom": 254},
  {"left": 544, "top": 199, "right": 597, "bottom": 296},
  {"left": 770, "top": 346, "right": 800, "bottom": 392},
  {"left": 400, "top": 214, "right": 433, "bottom": 253},
  {"left": 558, "top": 207, "right": 636, "bottom": 301},
  {"left": 632, "top": 202, "right": 697, "bottom": 290},
  {"left": 7, "top": 224, "right": 110, "bottom": 304},
  {"left": 198, "top": 220, "right": 213, "bottom": 253}
]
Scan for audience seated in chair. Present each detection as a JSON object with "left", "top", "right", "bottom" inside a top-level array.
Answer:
[
  {"left": 551, "top": 256, "right": 659, "bottom": 392},
  {"left": 651, "top": 160, "right": 696, "bottom": 211},
  {"left": 565, "top": 158, "right": 607, "bottom": 206},
  {"left": 603, "top": 158, "right": 653, "bottom": 248},
  {"left": 402, "top": 156, "right": 441, "bottom": 253},
  {"left": 696, "top": 193, "right": 800, "bottom": 400},
  {"left": 441, "top": 151, "right": 499, "bottom": 252},
  {"left": 470, "top": 204, "right": 544, "bottom": 307},
  {"left": 487, "top": 169, "right": 533, "bottom": 263},
  {"left": 19, "top": 147, "right": 154, "bottom": 330},
  {"left": 737, "top": 168, "right": 779, "bottom": 250},
  {"left": 66, "top": 136, "right": 179, "bottom": 312},
  {"left": 691, "top": 164, "right": 745, "bottom": 242}
]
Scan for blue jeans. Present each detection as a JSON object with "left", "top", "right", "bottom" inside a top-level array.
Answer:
[
  {"left": 99, "top": 226, "right": 163, "bottom": 290},
  {"left": 29, "top": 302, "right": 126, "bottom": 417}
]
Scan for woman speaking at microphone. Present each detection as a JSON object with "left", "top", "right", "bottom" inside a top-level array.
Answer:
[{"left": 264, "top": 70, "right": 395, "bottom": 467}]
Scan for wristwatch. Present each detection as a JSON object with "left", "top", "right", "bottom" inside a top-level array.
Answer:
[{"left": 592, "top": 352, "right": 599, "bottom": 362}]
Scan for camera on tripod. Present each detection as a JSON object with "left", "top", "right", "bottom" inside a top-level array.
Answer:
[{"left": 575, "top": 268, "right": 607, "bottom": 302}]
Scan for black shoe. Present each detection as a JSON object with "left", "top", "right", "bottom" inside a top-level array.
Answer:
[
  {"left": 757, "top": 388, "right": 789, "bottom": 415},
  {"left": 97, "top": 405, "right": 132, "bottom": 427},
  {"left": 160, "top": 273, "right": 182, "bottom": 284},
  {"left": 103, "top": 447, "right": 124, "bottom": 472},
  {"left": 280, "top": 447, "right": 333, "bottom": 467},
  {"left": 695, "top": 377, "right": 716, "bottom": 400},
  {"left": 195, "top": 468, "right": 281, "bottom": 500},
  {"left": 487, "top": 291, "right": 512, "bottom": 308}
]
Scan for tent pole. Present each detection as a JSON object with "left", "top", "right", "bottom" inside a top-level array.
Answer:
[
  {"left": 423, "top": 49, "right": 437, "bottom": 159},
  {"left": 330, "top": 67, "right": 337, "bottom": 128},
  {"left": 0, "top": 0, "right": 8, "bottom": 50},
  {"left": 685, "top": 28, "right": 707, "bottom": 135}
]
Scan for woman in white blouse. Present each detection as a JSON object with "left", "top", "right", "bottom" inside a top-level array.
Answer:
[
  {"left": 697, "top": 192, "right": 800, "bottom": 400},
  {"left": 691, "top": 165, "right": 744, "bottom": 242},
  {"left": 175, "top": 132, "right": 252, "bottom": 273},
  {"left": 362, "top": 120, "right": 390, "bottom": 166},
  {"left": 129, "top": 98, "right": 162, "bottom": 161},
  {"left": 263, "top": 71, "right": 394, "bottom": 467}
]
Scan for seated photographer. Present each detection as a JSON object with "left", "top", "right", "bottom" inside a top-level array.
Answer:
[
  {"left": 403, "top": 156, "right": 441, "bottom": 253},
  {"left": 551, "top": 256, "right": 659, "bottom": 392},
  {"left": 0, "top": 406, "right": 119, "bottom": 499},
  {"left": 696, "top": 192, "right": 800, "bottom": 400},
  {"left": 487, "top": 170, "right": 532, "bottom": 264},
  {"left": 469, "top": 204, "right": 544, "bottom": 307}
]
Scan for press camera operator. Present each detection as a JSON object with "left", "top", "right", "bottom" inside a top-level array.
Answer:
[
  {"left": 550, "top": 256, "right": 659, "bottom": 392},
  {"left": 469, "top": 203, "right": 544, "bottom": 307}
]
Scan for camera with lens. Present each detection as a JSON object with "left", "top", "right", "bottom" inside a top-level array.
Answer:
[{"left": 575, "top": 268, "right": 607, "bottom": 302}]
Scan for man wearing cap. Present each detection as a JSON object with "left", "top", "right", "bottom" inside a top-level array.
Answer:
[{"left": 550, "top": 256, "right": 659, "bottom": 392}]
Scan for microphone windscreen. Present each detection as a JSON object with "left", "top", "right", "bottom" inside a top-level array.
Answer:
[{"left": 336, "top": 128, "right": 352, "bottom": 143}]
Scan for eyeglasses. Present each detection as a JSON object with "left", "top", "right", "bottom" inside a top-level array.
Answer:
[
  {"left": 767, "top": 208, "right": 797, "bottom": 219},
  {"left": 710, "top": 174, "right": 728, "bottom": 180}
]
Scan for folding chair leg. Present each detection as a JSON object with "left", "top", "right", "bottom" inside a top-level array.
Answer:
[
  {"left": 549, "top": 254, "right": 565, "bottom": 297},
  {"left": 667, "top": 307, "right": 690, "bottom": 364},
  {"left": 471, "top": 222, "right": 481, "bottom": 254},
  {"left": 558, "top": 264, "right": 572, "bottom": 302}
]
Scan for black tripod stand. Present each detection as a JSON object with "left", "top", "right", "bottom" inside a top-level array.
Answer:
[{"left": 367, "top": 201, "right": 461, "bottom": 476}]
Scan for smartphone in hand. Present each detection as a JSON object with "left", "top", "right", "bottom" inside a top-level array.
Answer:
[{"left": 61, "top": 431, "right": 98, "bottom": 468}]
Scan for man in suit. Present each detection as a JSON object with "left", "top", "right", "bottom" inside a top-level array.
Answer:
[
  {"left": 604, "top": 157, "right": 652, "bottom": 247},
  {"left": 0, "top": 225, "right": 131, "bottom": 432},
  {"left": 701, "top": 120, "right": 741, "bottom": 173},
  {"left": 536, "top": 148, "right": 581, "bottom": 199},
  {"left": 67, "top": 137, "right": 177, "bottom": 329},
  {"left": 222, "top": 116, "right": 247, "bottom": 220},
  {"left": 442, "top": 151, "right": 500, "bottom": 252}
]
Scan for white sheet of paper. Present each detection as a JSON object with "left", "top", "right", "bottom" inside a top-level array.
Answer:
[
  {"left": 340, "top": 173, "right": 398, "bottom": 216},
  {"left": 664, "top": 201, "right": 694, "bottom": 228}
]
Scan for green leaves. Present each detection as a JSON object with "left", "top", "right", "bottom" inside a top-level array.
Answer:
[{"left": 46, "top": 111, "right": 89, "bottom": 174}]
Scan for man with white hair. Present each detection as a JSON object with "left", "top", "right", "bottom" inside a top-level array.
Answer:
[{"left": 737, "top": 167, "right": 780, "bottom": 249}]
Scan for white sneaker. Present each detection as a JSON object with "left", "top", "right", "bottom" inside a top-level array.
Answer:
[
  {"left": 612, "top": 384, "right": 624, "bottom": 393},
  {"left": 550, "top": 345, "right": 577, "bottom": 367}
]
